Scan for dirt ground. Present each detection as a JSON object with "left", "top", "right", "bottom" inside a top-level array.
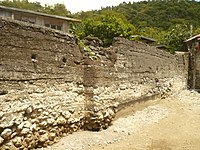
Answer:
[{"left": 40, "top": 90, "right": 200, "bottom": 150}]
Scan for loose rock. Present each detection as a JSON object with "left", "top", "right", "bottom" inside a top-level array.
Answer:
[
  {"left": 0, "top": 136, "right": 4, "bottom": 145},
  {"left": 1, "top": 128, "right": 12, "bottom": 139}
]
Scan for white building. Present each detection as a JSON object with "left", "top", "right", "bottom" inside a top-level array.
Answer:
[{"left": 0, "top": 5, "right": 81, "bottom": 32}]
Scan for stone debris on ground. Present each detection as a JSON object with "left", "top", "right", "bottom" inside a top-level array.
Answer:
[
  {"left": 39, "top": 90, "right": 200, "bottom": 150},
  {"left": 39, "top": 104, "right": 169, "bottom": 150}
]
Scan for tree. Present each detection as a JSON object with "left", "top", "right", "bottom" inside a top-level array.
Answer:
[
  {"left": 75, "top": 10, "right": 136, "bottom": 47},
  {"left": 44, "top": 4, "right": 70, "bottom": 17},
  {"left": 0, "top": 0, "right": 71, "bottom": 16},
  {"left": 138, "top": 27, "right": 167, "bottom": 43},
  {"left": 165, "top": 24, "right": 190, "bottom": 53}
]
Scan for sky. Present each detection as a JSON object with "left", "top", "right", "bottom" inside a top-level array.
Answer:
[{"left": 28, "top": 0, "right": 142, "bottom": 13}]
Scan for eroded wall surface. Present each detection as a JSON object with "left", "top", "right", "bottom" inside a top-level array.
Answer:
[
  {"left": 89, "top": 38, "right": 188, "bottom": 105},
  {"left": 0, "top": 18, "right": 188, "bottom": 149}
]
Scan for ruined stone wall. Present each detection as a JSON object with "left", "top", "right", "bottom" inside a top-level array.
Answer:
[
  {"left": 90, "top": 38, "right": 188, "bottom": 106},
  {"left": 0, "top": 18, "right": 188, "bottom": 149},
  {"left": 0, "top": 18, "right": 87, "bottom": 149}
]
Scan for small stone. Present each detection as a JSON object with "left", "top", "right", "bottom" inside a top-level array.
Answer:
[
  {"left": 30, "top": 123, "right": 37, "bottom": 131},
  {"left": 38, "top": 108, "right": 43, "bottom": 112},
  {"left": 113, "top": 102, "right": 119, "bottom": 108},
  {"left": 0, "top": 90, "right": 8, "bottom": 95},
  {"left": 11, "top": 132, "right": 17, "bottom": 138},
  {"left": 121, "top": 129, "right": 126, "bottom": 132},
  {"left": 1, "top": 128, "right": 12, "bottom": 139},
  {"left": 17, "top": 122, "right": 24, "bottom": 130},
  {"left": 31, "top": 119, "right": 39, "bottom": 124},
  {"left": 0, "top": 136, "right": 4, "bottom": 144},
  {"left": 21, "top": 128, "right": 30, "bottom": 135},
  {"left": 5, "top": 142, "right": 14, "bottom": 149},
  {"left": 0, "top": 111, "right": 4, "bottom": 119},
  {"left": 51, "top": 112, "right": 57, "bottom": 117},
  {"left": 38, "top": 116, "right": 48, "bottom": 120},
  {"left": 25, "top": 106, "right": 33, "bottom": 114},
  {"left": 26, "top": 133, "right": 32, "bottom": 138},
  {"left": 55, "top": 115, "right": 66, "bottom": 125},
  {"left": 4, "top": 146, "right": 10, "bottom": 150},
  {"left": 47, "top": 118, "right": 55, "bottom": 125},
  {"left": 39, "top": 133, "right": 48, "bottom": 143},
  {"left": 50, "top": 128, "right": 57, "bottom": 133},
  {"left": 107, "top": 108, "right": 115, "bottom": 116},
  {"left": 24, "top": 137, "right": 32, "bottom": 143},
  {"left": 12, "top": 137, "right": 22, "bottom": 147},
  {"left": 40, "top": 121, "right": 48, "bottom": 126},
  {"left": 62, "top": 111, "right": 71, "bottom": 119},
  {"left": 39, "top": 130, "right": 46, "bottom": 135},
  {"left": 49, "top": 132, "right": 56, "bottom": 141},
  {"left": 69, "top": 109, "right": 75, "bottom": 114},
  {"left": 68, "top": 118, "right": 75, "bottom": 123},
  {"left": 23, "top": 117, "right": 28, "bottom": 121},
  {"left": 107, "top": 140, "right": 113, "bottom": 144},
  {"left": 42, "top": 111, "right": 49, "bottom": 116},
  {"left": 8, "top": 120, "right": 15, "bottom": 127},
  {"left": 14, "top": 118, "right": 23, "bottom": 125},
  {"left": 23, "top": 121, "right": 32, "bottom": 128},
  {"left": 119, "top": 85, "right": 127, "bottom": 90}
]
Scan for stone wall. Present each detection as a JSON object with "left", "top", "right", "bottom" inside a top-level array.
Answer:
[
  {"left": 89, "top": 38, "right": 188, "bottom": 105},
  {"left": 0, "top": 18, "right": 188, "bottom": 149}
]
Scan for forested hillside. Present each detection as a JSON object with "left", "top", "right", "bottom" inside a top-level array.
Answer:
[
  {"left": 111, "top": 0, "right": 200, "bottom": 30},
  {"left": 1, "top": 0, "right": 200, "bottom": 52},
  {"left": 74, "top": 0, "right": 200, "bottom": 52}
]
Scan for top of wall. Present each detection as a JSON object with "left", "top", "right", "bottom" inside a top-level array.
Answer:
[{"left": 0, "top": 17, "right": 75, "bottom": 39}]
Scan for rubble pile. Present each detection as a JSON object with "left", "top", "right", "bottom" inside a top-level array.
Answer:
[
  {"left": 0, "top": 102, "right": 118, "bottom": 150},
  {"left": 84, "top": 102, "right": 119, "bottom": 131}
]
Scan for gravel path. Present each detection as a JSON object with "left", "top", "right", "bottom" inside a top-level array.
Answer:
[
  {"left": 39, "top": 90, "right": 200, "bottom": 150},
  {"left": 40, "top": 101, "right": 169, "bottom": 150}
]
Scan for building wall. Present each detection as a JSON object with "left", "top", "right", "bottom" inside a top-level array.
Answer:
[
  {"left": 63, "top": 22, "right": 70, "bottom": 32},
  {"left": 0, "top": 8, "right": 71, "bottom": 31},
  {"left": 0, "top": 18, "right": 188, "bottom": 149},
  {"left": 186, "top": 39, "right": 200, "bottom": 89},
  {"left": 0, "top": 8, "right": 12, "bottom": 18},
  {"left": 195, "top": 50, "right": 200, "bottom": 88},
  {"left": 35, "top": 16, "right": 44, "bottom": 25}
]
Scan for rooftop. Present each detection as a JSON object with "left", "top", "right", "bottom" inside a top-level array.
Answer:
[
  {"left": 185, "top": 34, "right": 200, "bottom": 43},
  {"left": 0, "top": 5, "right": 81, "bottom": 22},
  {"left": 131, "top": 35, "right": 157, "bottom": 43}
]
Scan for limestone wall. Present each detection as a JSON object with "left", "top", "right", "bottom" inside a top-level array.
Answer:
[
  {"left": 89, "top": 38, "right": 188, "bottom": 105},
  {"left": 0, "top": 18, "right": 188, "bottom": 149}
]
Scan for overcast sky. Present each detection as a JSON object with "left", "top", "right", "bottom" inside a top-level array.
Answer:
[{"left": 28, "top": 0, "right": 142, "bottom": 13}]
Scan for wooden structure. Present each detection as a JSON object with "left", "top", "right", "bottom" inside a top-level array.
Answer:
[{"left": 185, "top": 34, "right": 200, "bottom": 89}]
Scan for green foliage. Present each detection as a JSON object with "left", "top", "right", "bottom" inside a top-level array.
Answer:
[
  {"left": 74, "top": 10, "right": 136, "bottom": 47},
  {"left": 75, "top": 38, "right": 98, "bottom": 60},
  {"left": 111, "top": 0, "right": 200, "bottom": 30},
  {"left": 0, "top": 0, "right": 71, "bottom": 17},
  {"left": 194, "top": 27, "right": 200, "bottom": 35},
  {"left": 2, "top": 0, "right": 200, "bottom": 52},
  {"left": 0, "top": 0, "right": 43, "bottom": 11},
  {"left": 43, "top": 3, "right": 71, "bottom": 17},
  {"left": 164, "top": 24, "right": 191, "bottom": 53},
  {"left": 138, "top": 27, "right": 167, "bottom": 43},
  {"left": 74, "top": 0, "right": 200, "bottom": 52}
]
